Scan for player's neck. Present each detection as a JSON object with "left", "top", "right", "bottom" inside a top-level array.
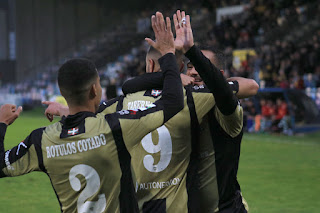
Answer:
[{"left": 68, "top": 104, "right": 96, "bottom": 115}]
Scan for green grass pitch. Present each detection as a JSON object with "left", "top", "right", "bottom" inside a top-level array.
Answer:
[{"left": 0, "top": 108, "right": 319, "bottom": 212}]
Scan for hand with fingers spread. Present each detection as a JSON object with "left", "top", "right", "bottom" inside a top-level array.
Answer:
[
  {"left": 42, "top": 101, "right": 69, "bottom": 122},
  {"left": 0, "top": 104, "right": 23, "bottom": 125},
  {"left": 145, "top": 12, "right": 175, "bottom": 56},
  {"left": 173, "top": 10, "right": 194, "bottom": 54}
]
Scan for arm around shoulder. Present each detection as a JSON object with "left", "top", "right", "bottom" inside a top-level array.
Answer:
[{"left": 228, "top": 77, "right": 259, "bottom": 99}]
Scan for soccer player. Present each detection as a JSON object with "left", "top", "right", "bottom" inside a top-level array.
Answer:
[
  {"left": 186, "top": 47, "right": 257, "bottom": 213},
  {"left": 122, "top": 10, "right": 258, "bottom": 213},
  {"left": 0, "top": 12, "right": 184, "bottom": 213},
  {"left": 115, "top": 48, "right": 215, "bottom": 213}
]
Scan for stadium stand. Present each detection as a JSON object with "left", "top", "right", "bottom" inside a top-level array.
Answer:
[{"left": 1, "top": 0, "right": 319, "bottom": 133}]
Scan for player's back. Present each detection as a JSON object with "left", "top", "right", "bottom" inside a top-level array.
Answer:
[
  {"left": 121, "top": 87, "right": 214, "bottom": 213},
  {"left": 42, "top": 112, "right": 133, "bottom": 213}
]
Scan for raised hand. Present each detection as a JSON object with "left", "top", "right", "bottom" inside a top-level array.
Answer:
[
  {"left": 173, "top": 10, "right": 194, "bottom": 54},
  {"left": 145, "top": 12, "right": 175, "bottom": 56},
  {"left": 0, "top": 104, "right": 23, "bottom": 125},
  {"left": 42, "top": 101, "right": 69, "bottom": 122}
]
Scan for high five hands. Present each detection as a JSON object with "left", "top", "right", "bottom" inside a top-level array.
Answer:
[
  {"left": 145, "top": 12, "right": 175, "bottom": 56},
  {"left": 145, "top": 10, "right": 194, "bottom": 55},
  {"left": 173, "top": 10, "right": 194, "bottom": 54}
]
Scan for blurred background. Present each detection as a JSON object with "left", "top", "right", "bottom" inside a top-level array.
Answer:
[
  {"left": 0, "top": 0, "right": 320, "bottom": 134},
  {"left": 1, "top": 1, "right": 320, "bottom": 212}
]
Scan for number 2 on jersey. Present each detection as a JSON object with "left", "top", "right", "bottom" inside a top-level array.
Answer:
[
  {"left": 69, "top": 164, "right": 106, "bottom": 213},
  {"left": 141, "top": 125, "right": 172, "bottom": 172}
]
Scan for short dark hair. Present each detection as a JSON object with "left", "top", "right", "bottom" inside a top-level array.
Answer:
[
  {"left": 147, "top": 45, "right": 184, "bottom": 68},
  {"left": 198, "top": 45, "right": 226, "bottom": 70},
  {"left": 58, "top": 58, "right": 98, "bottom": 105}
]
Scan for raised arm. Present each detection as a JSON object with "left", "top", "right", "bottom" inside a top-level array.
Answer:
[
  {"left": 122, "top": 72, "right": 164, "bottom": 95},
  {"left": 144, "top": 11, "right": 184, "bottom": 122},
  {"left": 174, "top": 10, "right": 238, "bottom": 115},
  {"left": 0, "top": 104, "right": 44, "bottom": 178},
  {"left": 0, "top": 104, "right": 23, "bottom": 152}
]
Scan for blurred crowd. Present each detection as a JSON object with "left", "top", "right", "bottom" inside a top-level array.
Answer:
[
  {"left": 242, "top": 97, "right": 294, "bottom": 135},
  {"left": 1, "top": 0, "right": 320, "bottom": 133}
]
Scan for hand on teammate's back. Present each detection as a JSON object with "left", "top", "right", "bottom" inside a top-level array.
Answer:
[
  {"left": 145, "top": 12, "right": 175, "bottom": 56},
  {"left": 0, "top": 104, "right": 22, "bottom": 125},
  {"left": 173, "top": 10, "right": 194, "bottom": 54}
]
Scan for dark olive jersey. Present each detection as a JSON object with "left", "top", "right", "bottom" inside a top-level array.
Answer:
[{"left": 116, "top": 86, "right": 215, "bottom": 213}]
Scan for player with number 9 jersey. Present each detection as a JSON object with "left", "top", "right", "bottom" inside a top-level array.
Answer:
[{"left": 115, "top": 85, "right": 215, "bottom": 213}]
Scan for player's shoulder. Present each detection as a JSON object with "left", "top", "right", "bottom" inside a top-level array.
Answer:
[
  {"left": 126, "top": 89, "right": 162, "bottom": 100},
  {"left": 42, "top": 120, "right": 64, "bottom": 141},
  {"left": 97, "top": 97, "right": 122, "bottom": 113}
]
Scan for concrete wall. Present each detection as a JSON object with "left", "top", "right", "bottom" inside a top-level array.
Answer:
[{"left": 15, "top": 0, "right": 104, "bottom": 82}]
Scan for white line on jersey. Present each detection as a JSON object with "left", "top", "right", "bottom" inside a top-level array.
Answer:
[{"left": 16, "top": 142, "right": 27, "bottom": 155}]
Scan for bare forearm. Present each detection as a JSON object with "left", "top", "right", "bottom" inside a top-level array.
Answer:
[{"left": 227, "top": 77, "right": 259, "bottom": 99}]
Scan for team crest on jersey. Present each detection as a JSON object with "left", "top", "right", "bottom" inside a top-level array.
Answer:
[
  {"left": 151, "top": 89, "right": 162, "bottom": 97},
  {"left": 68, "top": 127, "right": 79, "bottom": 136}
]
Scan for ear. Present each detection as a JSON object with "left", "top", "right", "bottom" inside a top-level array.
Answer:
[
  {"left": 148, "top": 59, "right": 155, "bottom": 73},
  {"left": 220, "top": 70, "right": 225, "bottom": 75},
  {"left": 179, "top": 62, "right": 185, "bottom": 73},
  {"left": 89, "top": 83, "right": 97, "bottom": 99}
]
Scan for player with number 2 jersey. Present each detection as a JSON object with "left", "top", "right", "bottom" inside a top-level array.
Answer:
[{"left": 0, "top": 12, "right": 184, "bottom": 213}]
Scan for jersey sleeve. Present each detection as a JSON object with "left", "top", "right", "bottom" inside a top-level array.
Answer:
[
  {"left": 105, "top": 101, "right": 165, "bottom": 150},
  {"left": 228, "top": 81, "right": 239, "bottom": 95},
  {"left": 213, "top": 103, "right": 243, "bottom": 138},
  {"left": 122, "top": 72, "right": 164, "bottom": 95},
  {"left": 0, "top": 128, "right": 45, "bottom": 178}
]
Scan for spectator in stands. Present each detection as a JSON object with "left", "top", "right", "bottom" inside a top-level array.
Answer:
[
  {"left": 242, "top": 99, "right": 257, "bottom": 133},
  {"left": 271, "top": 98, "right": 288, "bottom": 132}
]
